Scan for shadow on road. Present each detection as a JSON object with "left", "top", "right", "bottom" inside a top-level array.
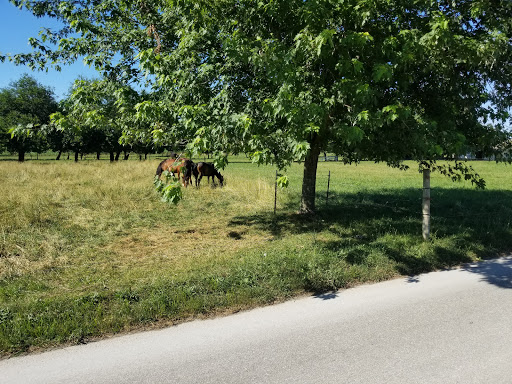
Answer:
[
  {"left": 463, "top": 257, "right": 512, "bottom": 289},
  {"left": 313, "top": 292, "right": 339, "bottom": 300}
]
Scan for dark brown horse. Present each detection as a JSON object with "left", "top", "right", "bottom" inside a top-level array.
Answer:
[
  {"left": 156, "top": 158, "right": 194, "bottom": 187},
  {"left": 193, "top": 162, "right": 224, "bottom": 187}
]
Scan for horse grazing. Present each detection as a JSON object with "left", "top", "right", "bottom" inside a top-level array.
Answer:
[
  {"left": 193, "top": 162, "right": 224, "bottom": 187},
  {"left": 156, "top": 158, "right": 194, "bottom": 187}
]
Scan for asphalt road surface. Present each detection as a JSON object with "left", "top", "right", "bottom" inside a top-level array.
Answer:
[{"left": 2, "top": 256, "right": 512, "bottom": 384}]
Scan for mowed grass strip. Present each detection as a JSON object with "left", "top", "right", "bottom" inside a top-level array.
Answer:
[{"left": 0, "top": 159, "right": 511, "bottom": 356}]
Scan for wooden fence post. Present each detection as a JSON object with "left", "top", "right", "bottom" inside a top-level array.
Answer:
[
  {"left": 326, "top": 170, "right": 331, "bottom": 206},
  {"left": 274, "top": 170, "right": 278, "bottom": 215},
  {"left": 422, "top": 169, "right": 431, "bottom": 240}
]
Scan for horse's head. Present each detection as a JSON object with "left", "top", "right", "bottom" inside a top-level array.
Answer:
[
  {"left": 218, "top": 172, "right": 224, "bottom": 186},
  {"left": 182, "top": 159, "right": 194, "bottom": 186}
]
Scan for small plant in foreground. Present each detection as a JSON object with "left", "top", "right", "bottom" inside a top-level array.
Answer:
[{"left": 153, "top": 170, "right": 183, "bottom": 205}]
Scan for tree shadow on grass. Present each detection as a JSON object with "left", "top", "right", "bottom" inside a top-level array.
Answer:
[{"left": 229, "top": 188, "right": 512, "bottom": 282}]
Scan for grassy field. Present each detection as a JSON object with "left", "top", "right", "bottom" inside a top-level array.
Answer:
[{"left": 1, "top": 156, "right": 511, "bottom": 356}]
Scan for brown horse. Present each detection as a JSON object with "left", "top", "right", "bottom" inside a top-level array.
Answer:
[
  {"left": 193, "top": 162, "right": 224, "bottom": 187},
  {"left": 156, "top": 158, "right": 194, "bottom": 187}
]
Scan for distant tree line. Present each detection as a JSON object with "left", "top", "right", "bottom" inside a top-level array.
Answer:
[{"left": 0, "top": 74, "right": 185, "bottom": 162}]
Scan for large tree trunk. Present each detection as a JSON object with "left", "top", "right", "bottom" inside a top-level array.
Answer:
[
  {"left": 74, "top": 151, "right": 79, "bottom": 162},
  {"left": 56, "top": 151, "right": 62, "bottom": 160},
  {"left": 97, "top": 151, "right": 101, "bottom": 160},
  {"left": 18, "top": 151, "right": 25, "bottom": 162},
  {"left": 300, "top": 134, "right": 321, "bottom": 214},
  {"left": 109, "top": 152, "right": 115, "bottom": 162}
]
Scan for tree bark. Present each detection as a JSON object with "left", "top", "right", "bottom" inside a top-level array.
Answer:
[
  {"left": 74, "top": 151, "right": 79, "bottom": 162},
  {"left": 97, "top": 151, "right": 101, "bottom": 160},
  {"left": 18, "top": 151, "right": 25, "bottom": 162},
  {"left": 109, "top": 152, "right": 115, "bottom": 162},
  {"left": 56, "top": 151, "right": 62, "bottom": 160},
  {"left": 300, "top": 134, "right": 321, "bottom": 214},
  {"left": 115, "top": 152, "right": 121, "bottom": 161}
]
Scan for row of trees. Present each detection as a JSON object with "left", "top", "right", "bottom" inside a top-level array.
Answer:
[
  {"left": 0, "top": 75, "right": 169, "bottom": 161},
  {"left": 2, "top": 0, "right": 512, "bottom": 213}
]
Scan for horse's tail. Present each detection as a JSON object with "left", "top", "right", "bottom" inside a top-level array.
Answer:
[{"left": 156, "top": 159, "right": 166, "bottom": 176}]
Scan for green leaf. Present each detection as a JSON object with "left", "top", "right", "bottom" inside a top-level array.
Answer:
[
  {"left": 293, "top": 142, "right": 310, "bottom": 161},
  {"left": 373, "top": 64, "right": 393, "bottom": 82},
  {"left": 277, "top": 175, "right": 289, "bottom": 189}
]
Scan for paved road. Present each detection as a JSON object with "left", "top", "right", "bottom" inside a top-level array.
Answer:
[{"left": 2, "top": 257, "right": 512, "bottom": 384}]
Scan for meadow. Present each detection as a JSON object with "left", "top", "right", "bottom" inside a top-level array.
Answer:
[{"left": 1, "top": 155, "right": 511, "bottom": 356}]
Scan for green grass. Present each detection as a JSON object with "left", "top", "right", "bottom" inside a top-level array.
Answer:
[{"left": 1, "top": 157, "right": 511, "bottom": 356}]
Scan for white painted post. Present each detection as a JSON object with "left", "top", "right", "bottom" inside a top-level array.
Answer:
[{"left": 422, "top": 169, "right": 431, "bottom": 240}]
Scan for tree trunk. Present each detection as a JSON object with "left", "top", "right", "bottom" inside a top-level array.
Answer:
[
  {"left": 300, "top": 134, "right": 321, "bottom": 214},
  {"left": 56, "top": 151, "right": 62, "bottom": 160},
  {"left": 75, "top": 151, "right": 79, "bottom": 162},
  {"left": 109, "top": 152, "right": 115, "bottom": 162},
  {"left": 18, "top": 151, "right": 25, "bottom": 162},
  {"left": 115, "top": 152, "right": 121, "bottom": 161},
  {"left": 97, "top": 151, "right": 101, "bottom": 160},
  {"left": 123, "top": 151, "right": 130, "bottom": 160}
]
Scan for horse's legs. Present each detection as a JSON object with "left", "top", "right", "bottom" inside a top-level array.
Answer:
[
  {"left": 176, "top": 170, "right": 185, "bottom": 186},
  {"left": 198, "top": 174, "right": 203, "bottom": 187},
  {"left": 180, "top": 169, "right": 186, "bottom": 187}
]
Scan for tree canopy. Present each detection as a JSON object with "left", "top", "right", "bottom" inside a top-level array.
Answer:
[
  {"left": 0, "top": 74, "right": 59, "bottom": 161},
  {"left": 4, "top": 0, "right": 512, "bottom": 211}
]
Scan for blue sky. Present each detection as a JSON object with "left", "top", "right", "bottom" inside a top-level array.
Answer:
[{"left": 0, "top": 1, "right": 99, "bottom": 100}]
